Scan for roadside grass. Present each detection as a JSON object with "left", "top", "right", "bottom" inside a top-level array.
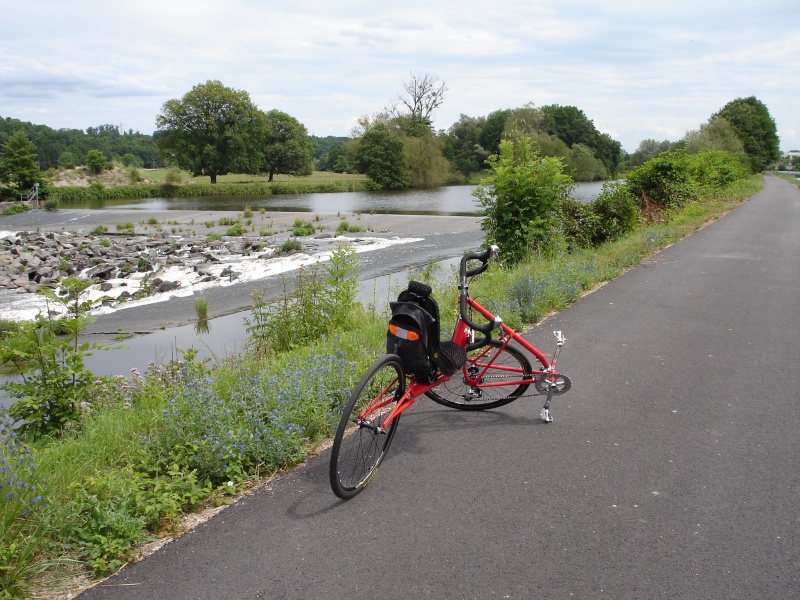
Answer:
[{"left": 5, "top": 175, "right": 762, "bottom": 597}]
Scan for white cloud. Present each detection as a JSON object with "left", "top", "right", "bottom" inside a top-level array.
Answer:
[{"left": 0, "top": 0, "right": 797, "bottom": 151}]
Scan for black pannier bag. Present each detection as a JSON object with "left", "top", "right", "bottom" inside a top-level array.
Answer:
[{"left": 386, "top": 281, "right": 466, "bottom": 383}]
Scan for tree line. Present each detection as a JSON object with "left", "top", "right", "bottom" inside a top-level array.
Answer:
[{"left": 0, "top": 74, "right": 784, "bottom": 199}]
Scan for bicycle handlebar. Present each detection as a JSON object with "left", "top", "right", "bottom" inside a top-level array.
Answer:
[{"left": 459, "top": 245, "right": 500, "bottom": 335}]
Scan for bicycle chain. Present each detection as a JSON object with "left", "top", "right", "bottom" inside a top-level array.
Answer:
[{"left": 461, "top": 373, "right": 572, "bottom": 401}]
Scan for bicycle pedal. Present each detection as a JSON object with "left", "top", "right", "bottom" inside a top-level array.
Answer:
[{"left": 539, "top": 407, "right": 553, "bottom": 423}]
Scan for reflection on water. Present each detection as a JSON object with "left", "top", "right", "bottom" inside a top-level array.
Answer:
[{"left": 58, "top": 182, "right": 608, "bottom": 215}]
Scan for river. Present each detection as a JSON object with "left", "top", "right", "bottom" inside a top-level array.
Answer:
[
  {"left": 60, "top": 181, "right": 608, "bottom": 214},
  {"left": 1, "top": 182, "right": 608, "bottom": 405}
]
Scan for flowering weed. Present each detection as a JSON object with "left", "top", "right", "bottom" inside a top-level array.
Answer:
[{"left": 1, "top": 409, "right": 44, "bottom": 597}]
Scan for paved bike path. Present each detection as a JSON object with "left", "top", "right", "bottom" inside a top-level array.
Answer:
[{"left": 80, "top": 175, "right": 799, "bottom": 599}]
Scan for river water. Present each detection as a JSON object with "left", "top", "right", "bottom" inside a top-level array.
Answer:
[
  {"left": 63, "top": 181, "right": 607, "bottom": 215},
  {"left": 1, "top": 182, "right": 608, "bottom": 405}
]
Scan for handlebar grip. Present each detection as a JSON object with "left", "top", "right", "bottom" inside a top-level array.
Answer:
[{"left": 460, "top": 246, "right": 496, "bottom": 278}]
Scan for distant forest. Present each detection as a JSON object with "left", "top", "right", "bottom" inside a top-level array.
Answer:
[{"left": 0, "top": 115, "right": 347, "bottom": 172}]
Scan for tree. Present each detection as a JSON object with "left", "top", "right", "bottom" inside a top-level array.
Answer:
[
  {"left": 446, "top": 114, "right": 488, "bottom": 175},
  {"left": 541, "top": 105, "right": 622, "bottom": 176},
  {"left": 85, "top": 149, "right": 106, "bottom": 174},
  {"left": 156, "top": 80, "right": 262, "bottom": 183},
  {"left": 259, "top": 110, "right": 313, "bottom": 181},
  {"left": 684, "top": 117, "right": 747, "bottom": 163},
  {"left": 479, "top": 109, "right": 511, "bottom": 157},
  {"left": 387, "top": 72, "right": 447, "bottom": 121},
  {"left": 0, "top": 130, "right": 41, "bottom": 195},
  {"left": 628, "top": 139, "right": 676, "bottom": 167},
  {"left": 713, "top": 97, "right": 780, "bottom": 172},
  {"left": 473, "top": 134, "right": 573, "bottom": 264},
  {"left": 353, "top": 123, "right": 409, "bottom": 189},
  {"left": 403, "top": 134, "right": 450, "bottom": 188}
]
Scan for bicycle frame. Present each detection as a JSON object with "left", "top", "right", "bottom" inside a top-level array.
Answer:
[{"left": 356, "top": 295, "right": 565, "bottom": 433}]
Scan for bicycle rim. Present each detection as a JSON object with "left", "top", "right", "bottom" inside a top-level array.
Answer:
[
  {"left": 330, "top": 354, "right": 405, "bottom": 499},
  {"left": 425, "top": 340, "right": 532, "bottom": 410}
]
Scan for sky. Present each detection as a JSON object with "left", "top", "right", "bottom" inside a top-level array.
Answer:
[{"left": 1, "top": 0, "right": 797, "bottom": 154}]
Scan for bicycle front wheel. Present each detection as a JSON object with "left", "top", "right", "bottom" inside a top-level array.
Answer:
[
  {"left": 330, "top": 354, "right": 406, "bottom": 500},
  {"left": 425, "top": 340, "right": 533, "bottom": 410}
]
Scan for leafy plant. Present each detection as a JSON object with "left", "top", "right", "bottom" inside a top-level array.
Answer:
[
  {"left": 0, "top": 278, "right": 102, "bottom": 438},
  {"left": 245, "top": 244, "right": 359, "bottom": 354},
  {"left": 0, "top": 409, "right": 45, "bottom": 597},
  {"left": 226, "top": 222, "right": 245, "bottom": 236},
  {"left": 473, "top": 134, "right": 572, "bottom": 264},
  {"left": 275, "top": 239, "right": 302, "bottom": 255}
]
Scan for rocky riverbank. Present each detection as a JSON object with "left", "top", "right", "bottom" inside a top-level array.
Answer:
[{"left": 0, "top": 228, "right": 403, "bottom": 320}]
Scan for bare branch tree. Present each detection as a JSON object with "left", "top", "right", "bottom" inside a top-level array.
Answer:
[{"left": 387, "top": 72, "right": 448, "bottom": 120}]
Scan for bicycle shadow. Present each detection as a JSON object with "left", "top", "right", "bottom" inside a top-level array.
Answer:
[{"left": 283, "top": 399, "right": 557, "bottom": 519}]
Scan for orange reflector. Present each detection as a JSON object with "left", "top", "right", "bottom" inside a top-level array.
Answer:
[{"left": 388, "top": 324, "right": 420, "bottom": 341}]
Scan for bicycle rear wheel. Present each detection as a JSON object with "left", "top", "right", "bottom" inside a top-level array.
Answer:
[
  {"left": 330, "top": 354, "right": 405, "bottom": 499},
  {"left": 425, "top": 340, "right": 533, "bottom": 410}
]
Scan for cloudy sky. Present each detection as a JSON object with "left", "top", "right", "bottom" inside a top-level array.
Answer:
[{"left": 1, "top": 0, "right": 797, "bottom": 153}]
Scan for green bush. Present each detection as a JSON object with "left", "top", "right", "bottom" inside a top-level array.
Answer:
[
  {"left": 473, "top": 135, "right": 572, "bottom": 264},
  {"left": 225, "top": 223, "right": 245, "bottom": 236},
  {"left": 626, "top": 149, "right": 698, "bottom": 210},
  {"left": 688, "top": 151, "right": 749, "bottom": 191},
  {"left": 276, "top": 239, "right": 302, "bottom": 255},
  {"left": 554, "top": 197, "right": 599, "bottom": 249},
  {"left": 2, "top": 202, "right": 29, "bottom": 215},
  {"left": 591, "top": 182, "right": 640, "bottom": 244}
]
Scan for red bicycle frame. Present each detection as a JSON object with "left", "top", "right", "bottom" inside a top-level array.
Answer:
[{"left": 358, "top": 295, "right": 564, "bottom": 433}]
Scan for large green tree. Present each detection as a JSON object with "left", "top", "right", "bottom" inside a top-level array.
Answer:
[
  {"left": 156, "top": 80, "right": 262, "bottom": 183},
  {"left": 541, "top": 104, "right": 622, "bottom": 176},
  {"left": 259, "top": 110, "right": 313, "bottom": 181},
  {"left": 0, "top": 130, "right": 41, "bottom": 196},
  {"left": 446, "top": 114, "right": 488, "bottom": 175},
  {"left": 713, "top": 96, "right": 780, "bottom": 172},
  {"left": 353, "top": 123, "right": 409, "bottom": 189}
]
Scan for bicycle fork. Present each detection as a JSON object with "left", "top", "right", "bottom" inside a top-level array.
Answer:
[{"left": 540, "top": 331, "right": 566, "bottom": 423}]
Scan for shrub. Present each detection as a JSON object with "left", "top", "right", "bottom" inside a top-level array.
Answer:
[
  {"left": 275, "top": 239, "right": 302, "bottom": 255},
  {"left": 226, "top": 223, "right": 245, "bottom": 236},
  {"left": 164, "top": 167, "right": 183, "bottom": 185},
  {"left": 554, "top": 197, "right": 599, "bottom": 249},
  {"left": 0, "top": 278, "right": 101, "bottom": 438},
  {"left": 591, "top": 182, "right": 640, "bottom": 244},
  {"left": 626, "top": 149, "right": 698, "bottom": 211},
  {"left": 86, "top": 150, "right": 106, "bottom": 175},
  {"left": 2, "top": 203, "right": 29, "bottom": 216},
  {"left": 291, "top": 218, "right": 315, "bottom": 236},
  {"left": 473, "top": 135, "right": 572, "bottom": 264},
  {"left": 246, "top": 244, "right": 359, "bottom": 355},
  {"left": 688, "top": 151, "right": 749, "bottom": 191}
]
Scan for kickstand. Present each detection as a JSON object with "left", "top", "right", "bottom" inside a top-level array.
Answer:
[{"left": 540, "top": 382, "right": 555, "bottom": 423}]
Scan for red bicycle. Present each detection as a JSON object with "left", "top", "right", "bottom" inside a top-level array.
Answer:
[{"left": 329, "top": 246, "right": 571, "bottom": 500}]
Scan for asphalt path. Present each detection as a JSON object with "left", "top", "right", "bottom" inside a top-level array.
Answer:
[{"left": 79, "top": 174, "right": 799, "bottom": 599}]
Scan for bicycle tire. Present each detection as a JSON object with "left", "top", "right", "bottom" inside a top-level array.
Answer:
[
  {"left": 329, "top": 354, "right": 405, "bottom": 499},
  {"left": 425, "top": 340, "right": 533, "bottom": 410}
]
